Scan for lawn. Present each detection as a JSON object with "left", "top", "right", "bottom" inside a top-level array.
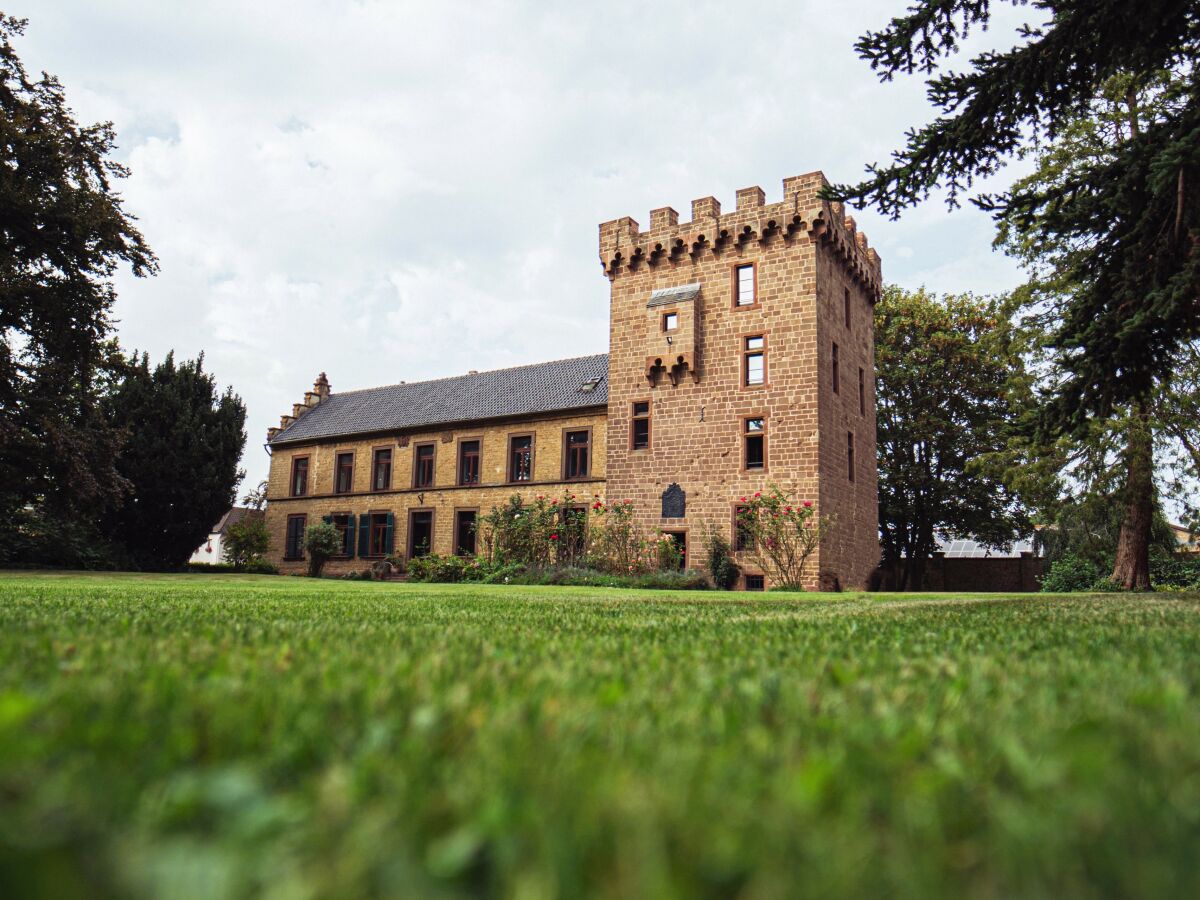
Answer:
[{"left": 1, "top": 573, "right": 1198, "bottom": 899}]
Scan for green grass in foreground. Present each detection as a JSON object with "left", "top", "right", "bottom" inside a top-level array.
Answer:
[{"left": 1, "top": 573, "right": 1198, "bottom": 899}]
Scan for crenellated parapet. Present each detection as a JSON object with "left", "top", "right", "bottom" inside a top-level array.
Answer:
[{"left": 598, "top": 171, "right": 882, "bottom": 301}]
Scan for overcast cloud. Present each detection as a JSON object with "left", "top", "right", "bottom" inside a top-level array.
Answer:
[{"left": 19, "top": 0, "right": 1034, "bottom": 489}]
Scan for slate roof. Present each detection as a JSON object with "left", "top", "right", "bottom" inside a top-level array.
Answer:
[
  {"left": 270, "top": 354, "right": 609, "bottom": 446},
  {"left": 211, "top": 507, "right": 264, "bottom": 535}
]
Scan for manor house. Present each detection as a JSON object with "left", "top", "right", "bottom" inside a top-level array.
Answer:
[{"left": 263, "top": 171, "right": 881, "bottom": 589}]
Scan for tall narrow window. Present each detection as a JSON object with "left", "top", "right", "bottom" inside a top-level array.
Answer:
[
  {"left": 858, "top": 367, "right": 866, "bottom": 415},
  {"left": 413, "top": 443, "right": 435, "bottom": 488},
  {"left": 409, "top": 510, "right": 434, "bottom": 558},
  {"left": 565, "top": 430, "right": 590, "bottom": 479},
  {"left": 631, "top": 401, "right": 651, "bottom": 450},
  {"left": 844, "top": 287, "right": 852, "bottom": 329},
  {"left": 455, "top": 510, "right": 477, "bottom": 557},
  {"left": 290, "top": 457, "right": 309, "bottom": 497},
  {"left": 329, "top": 513, "right": 354, "bottom": 557},
  {"left": 744, "top": 417, "right": 766, "bottom": 471},
  {"left": 372, "top": 448, "right": 392, "bottom": 491},
  {"left": 508, "top": 435, "right": 533, "bottom": 482},
  {"left": 735, "top": 263, "right": 755, "bottom": 307},
  {"left": 832, "top": 342, "right": 840, "bottom": 394},
  {"left": 734, "top": 505, "right": 754, "bottom": 551},
  {"left": 458, "top": 440, "right": 480, "bottom": 485},
  {"left": 334, "top": 452, "right": 354, "bottom": 494},
  {"left": 743, "top": 335, "right": 766, "bottom": 386},
  {"left": 847, "top": 431, "right": 856, "bottom": 482},
  {"left": 284, "top": 514, "right": 307, "bottom": 560}
]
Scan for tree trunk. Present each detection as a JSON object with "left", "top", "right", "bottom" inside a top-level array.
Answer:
[{"left": 1111, "top": 403, "right": 1153, "bottom": 591}]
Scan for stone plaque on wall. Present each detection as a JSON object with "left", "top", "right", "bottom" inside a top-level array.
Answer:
[{"left": 661, "top": 483, "right": 685, "bottom": 519}]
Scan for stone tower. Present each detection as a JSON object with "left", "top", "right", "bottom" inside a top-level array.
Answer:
[{"left": 599, "top": 172, "right": 882, "bottom": 590}]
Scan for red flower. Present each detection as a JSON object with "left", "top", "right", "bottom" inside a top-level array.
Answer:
[
  {"left": 754, "top": 492, "right": 761, "bottom": 498},
  {"left": 739, "top": 496, "right": 747, "bottom": 503},
  {"left": 803, "top": 500, "right": 813, "bottom": 508},
  {"left": 784, "top": 506, "right": 793, "bottom": 513},
  {"left": 537, "top": 495, "right": 544, "bottom": 500},
  {"left": 550, "top": 533, "right": 559, "bottom": 541},
  {"left": 551, "top": 499, "right": 558, "bottom": 505}
]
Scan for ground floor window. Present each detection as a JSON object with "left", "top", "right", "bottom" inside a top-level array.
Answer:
[
  {"left": 744, "top": 573, "right": 765, "bottom": 591},
  {"left": 363, "top": 511, "right": 393, "bottom": 557},
  {"left": 327, "top": 513, "right": 354, "bottom": 557},
  {"left": 455, "top": 510, "right": 477, "bottom": 557},
  {"left": 285, "top": 514, "right": 307, "bottom": 560},
  {"left": 409, "top": 510, "right": 434, "bottom": 558},
  {"left": 662, "top": 530, "right": 687, "bottom": 570}
]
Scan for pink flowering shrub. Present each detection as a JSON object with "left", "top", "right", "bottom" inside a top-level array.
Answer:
[{"left": 736, "top": 484, "right": 832, "bottom": 589}]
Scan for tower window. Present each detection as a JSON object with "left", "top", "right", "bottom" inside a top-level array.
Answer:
[
  {"left": 458, "top": 439, "right": 481, "bottom": 486},
  {"left": 859, "top": 367, "right": 866, "bottom": 415},
  {"left": 372, "top": 447, "right": 392, "bottom": 491},
  {"left": 743, "top": 334, "right": 766, "bottom": 387},
  {"left": 631, "top": 401, "right": 651, "bottom": 450},
  {"left": 744, "top": 417, "right": 766, "bottom": 471},
  {"left": 662, "top": 311, "right": 678, "bottom": 331},
  {"left": 847, "top": 431, "right": 856, "bottom": 482},
  {"left": 734, "top": 263, "right": 756, "bottom": 307},
  {"left": 844, "top": 287, "right": 852, "bottom": 329},
  {"left": 832, "top": 342, "right": 840, "bottom": 394},
  {"left": 508, "top": 434, "right": 533, "bottom": 482},
  {"left": 334, "top": 452, "right": 355, "bottom": 494},
  {"left": 564, "top": 429, "right": 591, "bottom": 479}
]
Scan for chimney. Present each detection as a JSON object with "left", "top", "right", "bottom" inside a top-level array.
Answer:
[{"left": 313, "top": 372, "right": 331, "bottom": 401}]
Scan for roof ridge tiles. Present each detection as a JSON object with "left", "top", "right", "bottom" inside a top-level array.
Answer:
[{"left": 330, "top": 352, "right": 610, "bottom": 397}]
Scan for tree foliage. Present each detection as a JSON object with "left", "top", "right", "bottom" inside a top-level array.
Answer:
[
  {"left": 829, "top": 1, "right": 1200, "bottom": 426},
  {"left": 875, "top": 286, "right": 1033, "bottom": 589},
  {"left": 100, "top": 352, "right": 246, "bottom": 571},
  {"left": 224, "top": 517, "right": 269, "bottom": 568},
  {"left": 304, "top": 522, "right": 343, "bottom": 578},
  {"left": 0, "top": 14, "right": 157, "bottom": 563}
]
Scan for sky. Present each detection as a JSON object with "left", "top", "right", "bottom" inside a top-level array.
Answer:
[{"left": 18, "top": 0, "right": 1036, "bottom": 491}]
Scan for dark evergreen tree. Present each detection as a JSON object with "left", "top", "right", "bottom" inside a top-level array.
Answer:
[
  {"left": 101, "top": 352, "right": 246, "bottom": 570},
  {"left": 829, "top": 1, "right": 1200, "bottom": 589},
  {"left": 0, "top": 14, "right": 157, "bottom": 564}
]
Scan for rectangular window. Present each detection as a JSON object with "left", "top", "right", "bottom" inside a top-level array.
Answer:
[
  {"left": 744, "top": 573, "right": 765, "bottom": 591},
  {"left": 371, "top": 448, "right": 392, "bottom": 491},
  {"left": 662, "top": 531, "right": 687, "bottom": 570},
  {"left": 368, "top": 512, "right": 391, "bottom": 556},
  {"left": 284, "top": 514, "right": 307, "bottom": 560},
  {"left": 847, "top": 431, "right": 856, "bottom": 482},
  {"left": 744, "top": 417, "right": 766, "bottom": 471},
  {"left": 409, "top": 510, "right": 433, "bottom": 558},
  {"left": 631, "top": 401, "right": 651, "bottom": 450},
  {"left": 859, "top": 367, "right": 866, "bottom": 415},
  {"left": 733, "top": 505, "right": 754, "bottom": 552},
  {"left": 565, "top": 429, "right": 590, "bottom": 479},
  {"left": 508, "top": 435, "right": 533, "bottom": 482},
  {"left": 662, "top": 311, "right": 678, "bottom": 331},
  {"left": 735, "top": 263, "right": 755, "bottom": 307},
  {"left": 458, "top": 439, "right": 481, "bottom": 486},
  {"left": 743, "top": 335, "right": 766, "bottom": 387},
  {"left": 290, "top": 457, "right": 309, "bottom": 497},
  {"left": 330, "top": 513, "right": 353, "bottom": 557},
  {"left": 455, "top": 510, "right": 477, "bottom": 557},
  {"left": 334, "top": 452, "right": 354, "bottom": 494},
  {"left": 413, "top": 443, "right": 435, "bottom": 488},
  {"left": 844, "top": 287, "right": 852, "bottom": 329},
  {"left": 832, "top": 342, "right": 840, "bottom": 394}
]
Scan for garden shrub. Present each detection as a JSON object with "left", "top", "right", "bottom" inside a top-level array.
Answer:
[
  {"left": 224, "top": 518, "right": 269, "bottom": 569},
  {"left": 304, "top": 522, "right": 342, "bottom": 577},
  {"left": 735, "top": 485, "right": 831, "bottom": 590},
  {"left": 240, "top": 558, "right": 279, "bottom": 575},
  {"left": 1040, "top": 554, "right": 1103, "bottom": 592},
  {"left": 704, "top": 528, "right": 740, "bottom": 590}
]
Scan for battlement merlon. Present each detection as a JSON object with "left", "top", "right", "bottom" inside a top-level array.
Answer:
[{"left": 598, "top": 171, "right": 883, "bottom": 301}]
